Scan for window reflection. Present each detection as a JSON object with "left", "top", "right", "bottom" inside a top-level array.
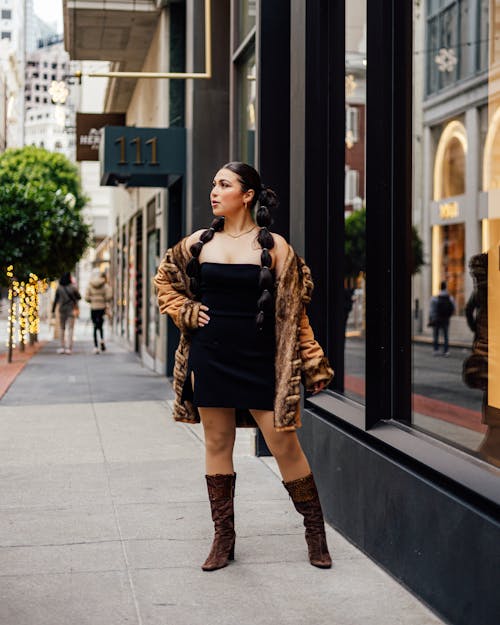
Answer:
[
  {"left": 344, "top": 0, "right": 366, "bottom": 404},
  {"left": 237, "top": 54, "right": 256, "bottom": 165},
  {"left": 412, "top": 0, "right": 500, "bottom": 468},
  {"left": 236, "top": 0, "right": 256, "bottom": 47}
]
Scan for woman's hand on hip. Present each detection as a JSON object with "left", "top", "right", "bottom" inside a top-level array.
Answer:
[
  {"left": 198, "top": 305, "right": 210, "bottom": 327},
  {"left": 312, "top": 380, "right": 328, "bottom": 394}
]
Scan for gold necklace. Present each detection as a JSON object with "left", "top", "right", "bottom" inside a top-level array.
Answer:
[{"left": 224, "top": 225, "right": 257, "bottom": 239}]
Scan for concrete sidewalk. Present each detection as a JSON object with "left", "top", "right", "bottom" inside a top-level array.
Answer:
[{"left": 0, "top": 333, "right": 444, "bottom": 625}]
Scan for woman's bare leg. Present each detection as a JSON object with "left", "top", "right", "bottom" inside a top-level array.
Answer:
[
  {"left": 250, "top": 409, "right": 311, "bottom": 481},
  {"left": 198, "top": 407, "right": 236, "bottom": 475}
]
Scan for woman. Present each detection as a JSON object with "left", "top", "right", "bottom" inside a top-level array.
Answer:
[
  {"left": 154, "top": 162, "right": 334, "bottom": 571},
  {"left": 52, "top": 272, "right": 81, "bottom": 355},
  {"left": 85, "top": 268, "right": 113, "bottom": 354}
]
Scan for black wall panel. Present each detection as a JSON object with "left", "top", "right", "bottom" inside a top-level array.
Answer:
[{"left": 298, "top": 410, "right": 500, "bottom": 625}]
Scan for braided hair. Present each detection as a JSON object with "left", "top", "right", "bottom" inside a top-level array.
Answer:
[
  {"left": 186, "top": 161, "right": 279, "bottom": 330},
  {"left": 186, "top": 215, "right": 225, "bottom": 295}
]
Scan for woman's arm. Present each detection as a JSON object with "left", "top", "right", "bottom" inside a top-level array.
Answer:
[
  {"left": 271, "top": 233, "right": 289, "bottom": 278},
  {"left": 154, "top": 240, "right": 209, "bottom": 332}
]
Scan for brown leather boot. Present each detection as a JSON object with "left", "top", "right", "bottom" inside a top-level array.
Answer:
[
  {"left": 201, "top": 473, "right": 236, "bottom": 571},
  {"left": 283, "top": 472, "right": 332, "bottom": 568}
]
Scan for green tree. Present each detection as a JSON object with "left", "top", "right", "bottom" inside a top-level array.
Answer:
[
  {"left": 0, "top": 147, "right": 90, "bottom": 361},
  {"left": 0, "top": 147, "right": 90, "bottom": 283},
  {"left": 344, "top": 207, "right": 424, "bottom": 277},
  {"left": 0, "top": 184, "right": 49, "bottom": 284}
]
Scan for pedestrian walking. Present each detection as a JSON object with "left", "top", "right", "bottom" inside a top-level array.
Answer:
[
  {"left": 85, "top": 268, "right": 113, "bottom": 354},
  {"left": 154, "top": 162, "right": 334, "bottom": 571},
  {"left": 428, "top": 280, "right": 455, "bottom": 356},
  {"left": 51, "top": 272, "right": 81, "bottom": 355}
]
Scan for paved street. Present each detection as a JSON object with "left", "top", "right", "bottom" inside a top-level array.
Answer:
[{"left": 0, "top": 330, "right": 444, "bottom": 625}]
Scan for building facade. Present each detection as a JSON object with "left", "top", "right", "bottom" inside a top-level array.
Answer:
[
  {"left": 64, "top": 2, "right": 499, "bottom": 624},
  {"left": 0, "top": 0, "right": 26, "bottom": 148}
]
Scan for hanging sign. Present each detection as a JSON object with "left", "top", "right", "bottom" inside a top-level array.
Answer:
[
  {"left": 100, "top": 126, "right": 186, "bottom": 187},
  {"left": 76, "top": 113, "right": 126, "bottom": 161}
]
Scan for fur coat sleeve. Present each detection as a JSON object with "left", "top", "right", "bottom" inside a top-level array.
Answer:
[
  {"left": 153, "top": 241, "right": 202, "bottom": 333},
  {"left": 293, "top": 256, "right": 334, "bottom": 391},
  {"left": 298, "top": 309, "right": 334, "bottom": 390}
]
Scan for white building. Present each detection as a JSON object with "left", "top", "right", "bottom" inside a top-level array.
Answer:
[
  {"left": 24, "top": 104, "right": 73, "bottom": 158},
  {"left": 24, "top": 37, "right": 77, "bottom": 161},
  {"left": 0, "top": 0, "right": 26, "bottom": 148}
]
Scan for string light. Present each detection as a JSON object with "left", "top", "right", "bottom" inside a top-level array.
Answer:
[
  {"left": 5, "top": 268, "right": 47, "bottom": 352},
  {"left": 18, "top": 281, "right": 28, "bottom": 348}
]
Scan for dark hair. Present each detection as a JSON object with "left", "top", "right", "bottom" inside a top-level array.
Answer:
[
  {"left": 186, "top": 161, "right": 279, "bottom": 329},
  {"left": 440, "top": 280, "right": 447, "bottom": 291},
  {"left": 59, "top": 272, "right": 71, "bottom": 286}
]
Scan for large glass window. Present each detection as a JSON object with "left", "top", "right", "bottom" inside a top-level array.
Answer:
[
  {"left": 232, "top": 2, "right": 256, "bottom": 163},
  {"left": 236, "top": 53, "right": 256, "bottom": 165},
  {"left": 344, "top": 0, "right": 367, "bottom": 404},
  {"left": 146, "top": 228, "right": 160, "bottom": 354},
  {"left": 235, "top": 0, "right": 256, "bottom": 46},
  {"left": 412, "top": 0, "right": 499, "bottom": 468},
  {"left": 427, "top": 0, "right": 488, "bottom": 95}
]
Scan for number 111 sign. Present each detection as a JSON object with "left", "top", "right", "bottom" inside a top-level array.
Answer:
[{"left": 100, "top": 126, "right": 186, "bottom": 187}]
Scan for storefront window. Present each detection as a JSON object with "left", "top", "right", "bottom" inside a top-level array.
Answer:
[
  {"left": 146, "top": 229, "right": 159, "bottom": 354},
  {"left": 344, "top": 0, "right": 367, "bottom": 404},
  {"left": 412, "top": 0, "right": 499, "bottom": 468}
]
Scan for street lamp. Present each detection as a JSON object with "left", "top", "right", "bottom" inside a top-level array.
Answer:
[{"left": 48, "top": 80, "right": 69, "bottom": 128}]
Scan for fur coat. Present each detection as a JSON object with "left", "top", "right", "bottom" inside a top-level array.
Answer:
[{"left": 154, "top": 237, "right": 334, "bottom": 431}]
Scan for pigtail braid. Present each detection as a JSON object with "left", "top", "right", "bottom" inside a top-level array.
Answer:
[
  {"left": 186, "top": 216, "right": 225, "bottom": 295},
  {"left": 255, "top": 185, "right": 279, "bottom": 330}
]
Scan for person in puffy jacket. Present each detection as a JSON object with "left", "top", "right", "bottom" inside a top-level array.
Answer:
[{"left": 85, "top": 268, "right": 112, "bottom": 354}]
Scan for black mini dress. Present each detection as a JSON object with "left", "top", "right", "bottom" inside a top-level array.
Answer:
[{"left": 186, "top": 262, "right": 276, "bottom": 410}]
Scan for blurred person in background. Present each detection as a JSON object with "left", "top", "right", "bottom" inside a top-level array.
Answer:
[
  {"left": 428, "top": 280, "right": 455, "bottom": 357},
  {"left": 85, "top": 268, "right": 113, "bottom": 354},
  {"left": 52, "top": 272, "right": 81, "bottom": 355}
]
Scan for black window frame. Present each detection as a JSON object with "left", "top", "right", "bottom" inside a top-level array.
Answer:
[{"left": 301, "top": 0, "right": 500, "bottom": 515}]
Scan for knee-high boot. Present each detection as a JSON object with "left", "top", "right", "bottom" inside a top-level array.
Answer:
[
  {"left": 202, "top": 473, "right": 236, "bottom": 571},
  {"left": 283, "top": 472, "right": 332, "bottom": 568}
]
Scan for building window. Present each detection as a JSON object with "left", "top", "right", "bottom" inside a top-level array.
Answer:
[
  {"left": 1, "top": 31, "right": 11, "bottom": 40},
  {"left": 236, "top": 53, "right": 256, "bottom": 165},
  {"left": 1, "top": 9, "right": 11, "bottom": 19},
  {"left": 346, "top": 105, "right": 359, "bottom": 143},
  {"left": 433, "top": 120, "right": 467, "bottom": 200},
  {"left": 342, "top": 0, "right": 367, "bottom": 403},
  {"left": 236, "top": 0, "right": 256, "bottom": 47},
  {"left": 344, "top": 168, "right": 359, "bottom": 205},
  {"left": 426, "top": 0, "right": 477, "bottom": 96},
  {"left": 478, "top": 0, "right": 489, "bottom": 71}
]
